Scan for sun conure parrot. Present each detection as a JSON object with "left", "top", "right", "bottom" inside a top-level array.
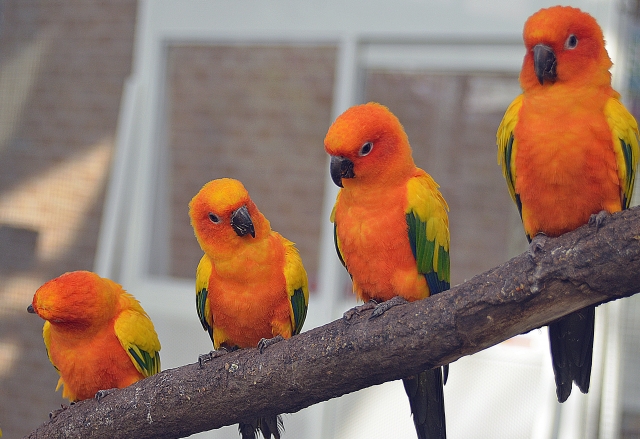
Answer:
[
  {"left": 28, "top": 271, "right": 161, "bottom": 402},
  {"left": 325, "top": 102, "right": 450, "bottom": 439},
  {"left": 189, "top": 178, "right": 309, "bottom": 439},
  {"left": 497, "top": 5, "right": 639, "bottom": 402}
]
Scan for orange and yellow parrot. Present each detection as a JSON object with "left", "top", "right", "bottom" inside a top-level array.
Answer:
[
  {"left": 325, "top": 102, "right": 450, "bottom": 439},
  {"left": 497, "top": 6, "right": 639, "bottom": 402},
  {"left": 28, "top": 271, "right": 161, "bottom": 402},
  {"left": 189, "top": 178, "right": 309, "bottom": 439}
]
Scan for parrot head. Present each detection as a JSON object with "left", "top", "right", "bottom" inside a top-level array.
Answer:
[
  {"left": 28, "top": 271, "right": 118, "bottom": 327},
  {"left": 324, "top": 102, "right": 415, "bottom": 188},
  {"left": 520, "top": 6, "right": 611, "bottom": 89},
  {"left": 189, "top": 178, "right": 269, "bottom": 255}
]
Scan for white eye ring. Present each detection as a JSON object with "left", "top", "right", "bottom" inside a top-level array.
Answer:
[
  {"left": 208, "top": 213, "right": 220, "bottom": 223},
  {"left": 565, "top": 34, "right": 578, "bottom": 49},
  {"left": 359, "top": 141, "right": 373, "bottom": 156}
]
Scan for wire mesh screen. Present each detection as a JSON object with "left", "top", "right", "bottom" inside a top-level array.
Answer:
[{"left": 0, "top": 1, "right": 136, "bottom": 436}]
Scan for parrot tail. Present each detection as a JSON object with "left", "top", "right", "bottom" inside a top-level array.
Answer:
[
  {"left": 549, "top": 306, "right": 595, "bottom": 403},
  {"left": 403, "top": 367, "right": 446, "bottom": 439},
  {"left": 239, "top": 415, "right": 283, "bottom": 439}
]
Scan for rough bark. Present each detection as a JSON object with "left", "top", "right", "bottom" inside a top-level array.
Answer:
[{"left": 26, "top": 207, "right": 640, "bottom": 439}]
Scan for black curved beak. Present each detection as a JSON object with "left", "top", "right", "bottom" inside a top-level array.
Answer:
[
  {"left": 533, "top": 44, "right": 557, "bottom": 85},
  {"left": 27, "top": 304, "right": 35, "bottom": 313},
  {"left": 330, "top": 156, "right": 355, "bottom": 188},
  {"left": 230, "top": 205, "right": 255, "bottom": 238}
]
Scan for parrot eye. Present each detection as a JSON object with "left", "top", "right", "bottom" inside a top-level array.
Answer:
[
  {"left": 208, "top": 213, "right": 220, "bottom": 223},
  {"left": 564, "top": 34, "right": 578, "bottom": 50},
  {"left": 359, "top": 142, "right": 373, "bottom": 156}
]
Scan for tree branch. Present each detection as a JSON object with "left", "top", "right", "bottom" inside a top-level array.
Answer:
[{"left": 26, "top": 207, "right": 640, "bottom": 439}]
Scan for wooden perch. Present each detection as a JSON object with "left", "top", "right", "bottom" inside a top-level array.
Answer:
[{"left": 26, "top": 207, "right": 640, "bottom": 439}]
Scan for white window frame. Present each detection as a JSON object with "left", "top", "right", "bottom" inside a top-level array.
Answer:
[{"left": 95, "top": 0, "right": 540, "bottom": 321}]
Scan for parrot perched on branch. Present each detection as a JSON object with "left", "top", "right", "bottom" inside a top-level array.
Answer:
[
  {"left": 497, "top": 5, "right": 639, "bottom": 402},
  {"left": 28, "top": 271, "right": 161, "bottom": 402},
  {"left": 325, "top": 102, "right": 450, "bottom": 439},
  {"left": 189, "top": 178, "right": 309, "bottom": 439}
]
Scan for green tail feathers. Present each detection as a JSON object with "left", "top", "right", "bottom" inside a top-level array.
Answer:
[
  {"left": 403, "top": 368, "right": 446, "bottom": 439},
  {"left": 239, "top": 415, "right": 283, "bottom": 439}
]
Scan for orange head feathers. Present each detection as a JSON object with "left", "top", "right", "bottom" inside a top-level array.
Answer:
[
  {"left": 324, "top": 102, "right": 416, "bottom": 188},
  {"left": 189, "top": 178, "right": 271, "bottom": 256},
  {"left": 520, "top": 6, "right": 612, "bottom": 90},
  {"left": 30, "top": 271, "right": 118, "bottom": 328}
]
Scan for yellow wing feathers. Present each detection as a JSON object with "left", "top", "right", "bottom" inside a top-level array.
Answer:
[
  {"left": 496, "top": 94, "right": 523, "bottom": 205},
  {"left": 113, "top": 293, "right": 161, "bottom": 377},
  {"left": 406, "top": 173, "right": 450, "bottom": 255},
  {"left": 42, "top": 322, "right": 55, "bottom": 370},
  {"left": 604, "top": 97, "right": 640, "bottom": 208},
  {"left": 196, "top": 254, "right": 213, "bottom": 303},
  {"left": 282, "top": 236, "right": 309, "bottom": 335},
  {"left": 195, "top": 254, "right": 214, "bottom": 338}
]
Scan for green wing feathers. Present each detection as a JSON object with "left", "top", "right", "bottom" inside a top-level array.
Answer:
[
  {"left": 406, "top": 173, "right": 450, "bottom": 295},
  {"left": 114, "top": 296, "right": 161, "bottom": 377},
  {"left": 283, "top": 238, "right": 309, "bottom": 335},
  {"left": 195, "top": 254, "right": 214, "bottom": 341},
  {"left": 604, "top": 97, "right": 640, "bottom": 209}
]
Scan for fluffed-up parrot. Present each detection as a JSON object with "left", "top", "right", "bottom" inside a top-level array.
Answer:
[
  {"left": 189, "top": 178, "right": 309, "bottom": 439},
  {"left": 325, "top": 102, "right": 450, "bottom": 439},
  {"left": 497, "top": 5, "right": 639, "bottom": 402},
  {"left": 28, "top": 271, "right": 161, "bottom": 402}
]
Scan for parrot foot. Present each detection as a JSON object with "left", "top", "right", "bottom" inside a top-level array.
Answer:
[
  {"left": 95, "top": 389, "right": 116, "bottom": 401},
  {"left": 198, "top": 349, "right": 228, "bottom": 368},
  {"left": 527, "top": 233, "right": 548, "bottom": 259},
  {"left": 258, "top": 335, "right": 284, "bottom": 353},
  {"left": 49, "top": 403, "right": 71, "bottom": 419},
  {"left": 343, "top": 301, "right": 378, "bottom": 321},
  {"left": 370, "top": 296, "right": 409, "bottom": 319},
  {"left": 588, "top": 210, "right": 609, "bottom": 230}
]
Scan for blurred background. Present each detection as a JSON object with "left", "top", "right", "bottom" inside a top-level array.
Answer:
[{"left": 1, "top": 0, "right": 640, "bottom": 437}]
